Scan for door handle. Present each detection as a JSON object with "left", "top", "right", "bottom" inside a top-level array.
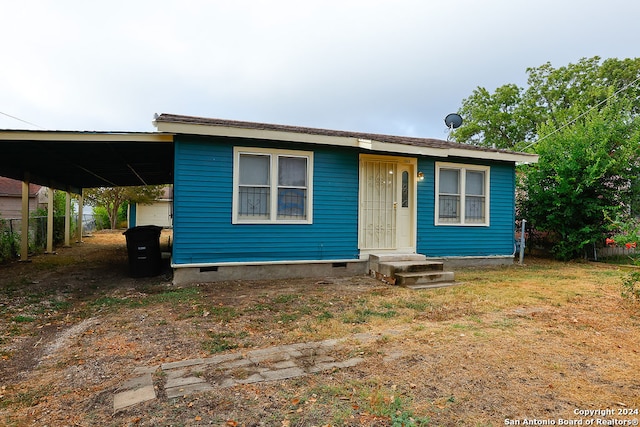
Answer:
[{"left": 393, "top": 202, "right": 397, "bottom": 210}]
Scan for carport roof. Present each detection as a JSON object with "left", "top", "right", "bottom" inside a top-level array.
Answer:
[{"left": 0, "top": 130, "right": 174, "bottom": 194}]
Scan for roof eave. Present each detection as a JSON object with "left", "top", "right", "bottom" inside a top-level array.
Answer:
[
  {"left": 0, "top": 130, "right": 174, "bottom": 143},
  {"left": 155, "top": 121, "right": 538, "bottom": 163},
  {"left": 446, "top": 148, "right": 538, "bottom": 163}
]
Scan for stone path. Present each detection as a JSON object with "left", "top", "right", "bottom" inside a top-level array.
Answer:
[{"left": 114, "top": 331, "right": 405, "bottom": 412}]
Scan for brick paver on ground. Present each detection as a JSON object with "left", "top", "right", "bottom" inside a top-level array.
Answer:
[{"left": 113, "top": 330, "right": 405, "bottom": 412}]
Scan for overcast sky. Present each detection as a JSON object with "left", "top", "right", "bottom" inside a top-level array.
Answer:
[{"left": 2, "top": 0, "right": 638, "bottom": 139}]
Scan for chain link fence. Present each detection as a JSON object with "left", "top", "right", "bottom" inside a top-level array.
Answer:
[{"left": 0, "top": 214, "right": 96, "bottom": 262}]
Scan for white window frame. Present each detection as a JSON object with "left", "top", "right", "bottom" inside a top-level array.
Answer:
[
  {"left": 434, "top": 162, "right": 490, "bottom": 226},
  {"left": 233, "top": 147, "right": 313, "bottom": 224}
]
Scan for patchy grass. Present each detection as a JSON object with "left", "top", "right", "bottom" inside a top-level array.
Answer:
[
  {"left": 90, "top": 287, "right": 200, "bottom": 311},
  {"left": 1, "top": 232, "right": 639, "bottom": 426},
  {"left": 10, "top": 315, "right": 36, "bottom": 323},
  {"left": 202, "top": 331, "right": 242, "bottom": 354}
]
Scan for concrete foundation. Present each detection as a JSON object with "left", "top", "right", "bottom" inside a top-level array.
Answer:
[
  {"left": 429, "top": 255, "right": 515, "bottom": 269},
  {"left": 173, "top": 260, "right": 368, "bottom": 285},
  {"left": 172, "top": 255, "right": 514, "bottom": 285}
]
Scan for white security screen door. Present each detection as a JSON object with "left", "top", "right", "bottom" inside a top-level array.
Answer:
[
  {"left": 359, "top": 156, "right": 416, "bottom": 252},
  {"left": 360, "top": 158, "right": 397, "bottom": 249}
]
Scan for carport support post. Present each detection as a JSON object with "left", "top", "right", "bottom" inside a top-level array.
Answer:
[
  {"left": 46, "top": 187, "right": 54, "bottom": 254},
  {"left": 76, "top": 189, "right": 84, "bottom": 243},
  {"left": 64, "top": 192, "right": 71, "bottom": 247},
  {"left": 20, "top": 177, "right": 29, "bottom": 262}
]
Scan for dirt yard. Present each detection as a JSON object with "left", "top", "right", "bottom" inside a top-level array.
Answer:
[{"left": 1, "top": 230, "right": 639, "bottom": 426}]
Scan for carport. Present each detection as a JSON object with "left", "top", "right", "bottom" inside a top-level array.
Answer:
[{"left": 0, "top": 130, "right": 174, "bottom": 261}]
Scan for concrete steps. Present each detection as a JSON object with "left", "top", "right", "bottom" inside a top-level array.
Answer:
[
  {"left": 394, "top": 271, "right": 456, "bottom": 289},
  {"left": 368, "top": 254, "right": 456, "bottom": 289}
]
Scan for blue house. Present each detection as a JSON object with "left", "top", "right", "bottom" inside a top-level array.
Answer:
[{"left": 153, "top": 114, "right": 537, "bottom": 286}]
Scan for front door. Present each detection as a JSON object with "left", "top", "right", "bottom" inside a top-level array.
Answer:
[
  {"left": 358, "top": 155, "right": 416, "bottom": 253},
  {"left": 396, "top": 162, "right": 413, "bottom": 251}
]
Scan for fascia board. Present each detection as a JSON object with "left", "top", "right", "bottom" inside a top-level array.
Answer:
[
  {"left": 158, "top": 122, "right": 451, "bottom": 157},
  {"left": 157, "top": 122, "right": 539, "bottom": 163},
  {"left": 156, "top": 122, "right": 359, "bottom": 148},
  {"left": 446, "top": 148, "right": 539, "bottom": 163},
  {"left": 0, "top": 131, "right": 173, "bottom": 143},
  {"left": 368, "top": 140, "right": 449, "bottom": 157}
]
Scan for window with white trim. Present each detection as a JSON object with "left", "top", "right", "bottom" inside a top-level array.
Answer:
[
  {"left": 233, "top": 147, "right": 313, "bottom": 224},
  {"left": 435, "top": 162, "right": 490, "bottom": 226}
]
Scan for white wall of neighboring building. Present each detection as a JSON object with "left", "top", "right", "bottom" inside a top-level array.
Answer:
[{"left": 132, "top": 201, "right": 173, "bottom": 228}]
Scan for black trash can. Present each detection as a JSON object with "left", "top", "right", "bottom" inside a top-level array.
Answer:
[{"left": 123, "top": 225, "right": 163, "bottom": 278}]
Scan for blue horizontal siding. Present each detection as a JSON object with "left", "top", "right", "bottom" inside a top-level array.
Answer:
[
  {"left": 417, "top": 158, "right": 516, "bottom": 257},
  {"left": 173, "top": 135, "right": 517, "bottom": 264},
  {"left": 172, "top": 136, "right": 360, "bottom": 264}
]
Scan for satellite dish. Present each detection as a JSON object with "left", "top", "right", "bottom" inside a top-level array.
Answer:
[{"left": 444, "top": 113, "right": 463, "bottom": 129}]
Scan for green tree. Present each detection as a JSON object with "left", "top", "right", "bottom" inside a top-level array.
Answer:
[
  {"left": 452, "top": 56, "right": 640, "bottom": 150},
  {"left": 0, "top": 213, "right": 19, "bottom": 262},
  {"left": 85, "top": 186, "right": 164, "bottom": 229},
  {"left": 454, "top": 83, "right": 534, "bottom": 149},
  {"left": 518, "top": 100, "right": 640, "bottom": 260},
  {"left": 453, "top": 56, "right": 640, "bottom": 260}
]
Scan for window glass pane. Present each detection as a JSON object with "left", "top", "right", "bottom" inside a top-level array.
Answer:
[
  {"left": 278, "top": 156, "right": 307, "bottom": 186},
  {"left": 401, "top": 171, "right": 409, "bottom": 208},
  {"left": 239, "top": 154, "right": 269, "bottom": 185},
  {"left": 238, "top": 187, "right": 270, "bottom": 218},
  {"left": 465, "top": 196, "right": 485, "bottom": 222},
  {"left": 466, "top": 170, "right": 485, "bottom": 196},
  {"left": 277, "top": 188, "right": 307, "bottom": 219},
  {"left": 439, "top": 195, "right": 460, "bottom": 222},
  {"left": 439, "top": 169, "right": 459, "bottom": 194}
]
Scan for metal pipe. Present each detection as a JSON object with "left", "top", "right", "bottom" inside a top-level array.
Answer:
[{"left": 519, "top": 219, "right": 527, "bottom": 265}]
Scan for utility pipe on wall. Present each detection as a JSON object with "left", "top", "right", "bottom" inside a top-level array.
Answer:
[{"left": 519, "top": 219, "right": 527, "bottom": 265}]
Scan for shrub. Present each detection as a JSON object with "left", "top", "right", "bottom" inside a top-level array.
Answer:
[
  {"left": 621, "top": 271, "right": 640, "bottom": 303},
  {"left": 0, "top": 218, "right": 19, "bottom": 263},
  {"left": 519, "top": 101, "right": 640, "bottom": 261}
]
